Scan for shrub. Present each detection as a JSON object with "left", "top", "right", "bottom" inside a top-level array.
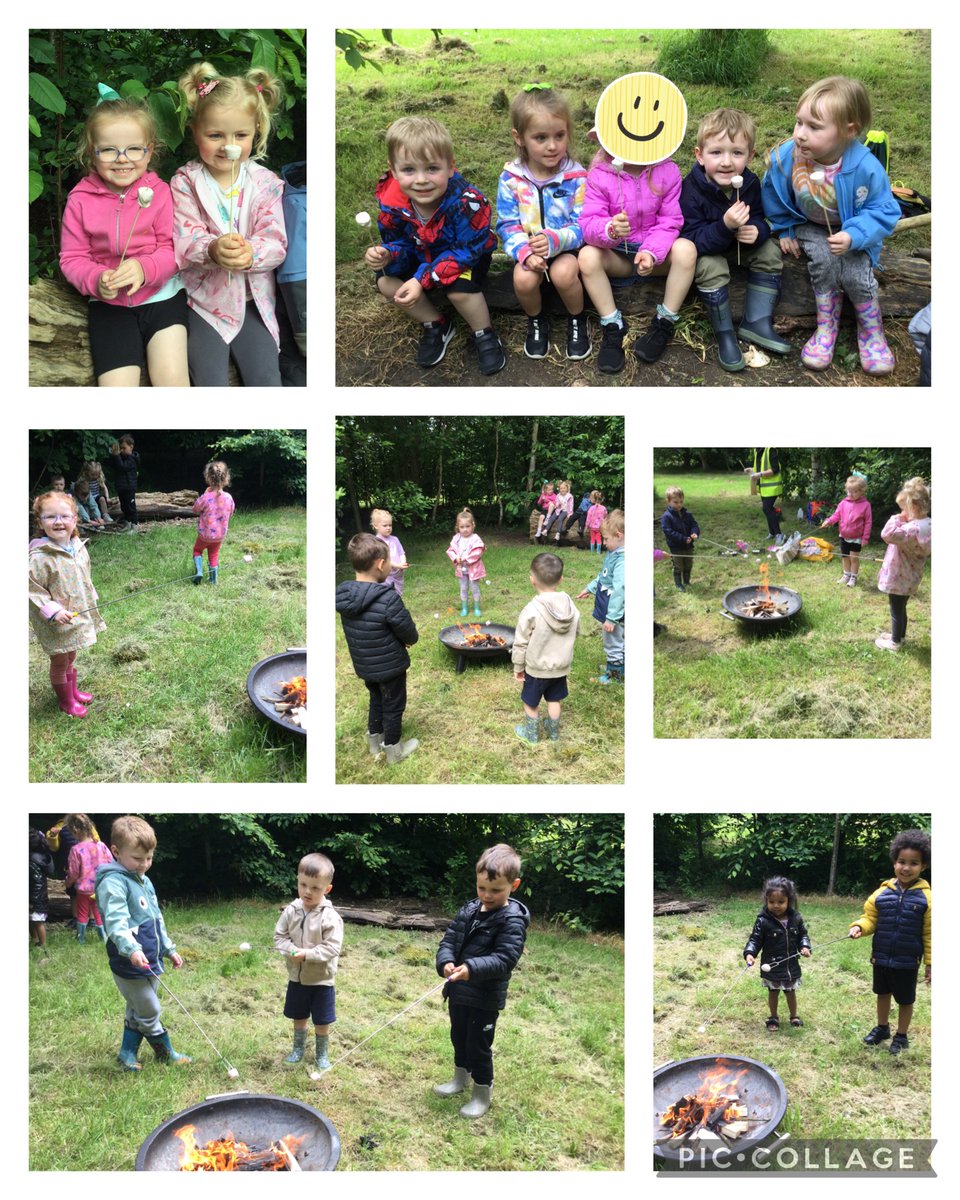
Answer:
[{"left": 656, "top": 29, "right": 771, "bottom": 88}]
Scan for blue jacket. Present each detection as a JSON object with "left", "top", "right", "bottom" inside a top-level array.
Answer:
[
  {"left": 680, "top": 162, "right": 770, "bottom": 256},
  {"left": 852, "top": 877, "right": 931, "bottom": 970},
  {"left": 437, "top": 896, "right": 530, "bottom": 1012},
  {"left": 94, "top": 859, "right": 176, "bottom": 980},
  {"left": 586, "top": 544, "right": 624, "bottom": 624},
  {"left": 761, "top": 138, "right": 901, "bottom": 267},
  {"left": 660, "top": 506, "right": 700, "bottom": 550},
  {"left": 495, "top": 157, "right": 586, "bottom": 263},
  {"left": 277, "top": 160, "right": 306, "bottom": 283}
]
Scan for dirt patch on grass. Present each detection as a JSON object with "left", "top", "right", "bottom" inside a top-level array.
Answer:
[
  {"left": 111, "top": 638, "right": 150, "bottom": 663},
  {"left": 266, "top": 566, "right": 305, "bottom": 590}
]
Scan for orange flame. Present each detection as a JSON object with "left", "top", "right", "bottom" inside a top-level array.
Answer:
[
  {"left": 659, "top": 1062, "right": 750, "bottom": 1138},
  {"left": 174, "top": 1124, "right": 303, "bottom": 1171},
  {"left": 758, "top": 562, "right": 771, "bottom": 601},
  {"left": 279, "top": 675, "right": 307, "bottom": 706}
]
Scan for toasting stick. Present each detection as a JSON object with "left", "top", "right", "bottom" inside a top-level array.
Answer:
[{"left": 760, "top": 931, "right": 853, "bottom": 972}]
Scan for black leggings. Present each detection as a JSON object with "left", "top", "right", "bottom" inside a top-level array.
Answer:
[
  {"left": 448, "top": 1003, "right": 499, "bottom": 1086},
  {"left": 761, "top": 495, "right": 781, "bottom": 536},
  {"left": 364, "top": 672, "right": 407, "bottom": 745},
  {"left": 888, "top": 594, "right": 909, "bottom": 643}
]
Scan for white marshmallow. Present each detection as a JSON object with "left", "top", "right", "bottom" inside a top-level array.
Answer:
[
  {"left": 730, "top": 175, "right": 743, "bottom": 189},
  {"left": 810, "top": 170, "right": 826, "bottom": 184},
  {"left": 243, "top": 554, "right": 253, "bottom": 563},
  {"left": 239, "top": 942, "right": 251, "bottom": 951},
  {"left": 227, "top": 1067, "right": 240, "bottom": 1079},
  {"left": 224, "top": 145, "right": 242, "bottom": 161},
  {"left": 355, "top": 211, "right": 372, "bottom": 227},
  {"left": 137, "top": 186, "right": 154, "bottom": 207}
]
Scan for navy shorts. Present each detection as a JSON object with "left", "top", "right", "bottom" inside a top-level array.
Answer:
[
  {"left": 839, "top": 538, "right": 863, "bottom": 556},
  {"left": 87, "top": 290, "right": 188, "bottom": 377},
  {"left": 284, "top": 980, "right": 336, "bottom": 1025},
  {"left": 521, "top": 672, "right": 568, "bottom": 708},
  {"left": 375, "top": 252, "right": 493, "bottom": 295},
  {"left": 872, "top": 964, "right": 918, "bottom": 1006}
]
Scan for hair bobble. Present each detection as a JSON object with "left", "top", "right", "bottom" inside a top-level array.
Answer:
[
  {"left": 256, "top": 83, "right": 263, "bottom": 93},
  {"left": 198, "top": 79, "right": 220, "bottom": 98}
]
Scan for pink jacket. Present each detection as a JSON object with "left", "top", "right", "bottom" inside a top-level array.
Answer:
[
  {"left": 822, "top": 496, "right": 872, "bottom": 543},
  {"left": 59, "top": 171, "right": 178, "bottom": 305},
  {"left": 553, "top": 492, "right": 574, "bottom": 517},
  {"left": 171, "top": 159, "right": 287, "bottom": 346},
  {"left": 192, "top": 488, "right": 235, "bottom": 541},
  {"left": 579, "top": 156, "right": 683, "bottom": 265},
  {"left": 447, "top": 532, "right": 487, "bottom": 581},
  {"left": 585, "top": 502, "right": 608, "bottom": 531},
  {"left": 878, "top": 515, "right": 931, "bottom": 596},
  {"left": 64, "top": 840, "right": 113, "bottom": 895}
]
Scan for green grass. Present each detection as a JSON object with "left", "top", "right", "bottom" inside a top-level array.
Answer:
[
  {"left": 29, "top": 900, "right": 624, "bottom": 1171},
  {"left": 29, "top": 508, "right": 306, "bottom": 782},
  {"left": 655, "top": 893, "right": 930, "bottom": 1139},
  {"left": 335, "top": 530, "right": 623, "bottom": 783},
  {"left": 653, "top": 471, "right": 930, "bottom": 738}
]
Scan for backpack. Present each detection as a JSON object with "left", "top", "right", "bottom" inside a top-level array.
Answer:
[{"left": 863, "top": 129, "right": 931, "bottom": 217}]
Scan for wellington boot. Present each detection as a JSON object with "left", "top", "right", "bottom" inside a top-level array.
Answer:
[
  {"left": 542, "top": 716, "right": 561, "bottom": 741},
  {"left": 117, "top": 1025, "right": 144, "bottom": 1072},
  {"left": 385, "top": 738, "right": 419, "bottom": 765},
  {"left": 284, "top": 1028, "right": 307, "bottom": 1063},
  {"left": 434, "top": 1066, "right": 471, "bottom": 1097},
  {"left": 53, "top": 680, "right": 86, "bottom": 718},
  {"left": 699, "top": 287, "right": 745, "bottom": 371},
  {"left": 366, "top": 732, "right": 384, "bottom": 759},
  {"left": 68, "top": 667, "right": 93, "bottom": 703},
  {"left": 315, "top": 1034, "right": 331, "bottom": 1070},
  {"left": 459, "top": 1082, "right": 493, "bottom": 1119},
  {"left": 148, "top": 1028, "right": 192, "bottom": 1065},
  {"left": 193, "top": 554, "right": 204, "bottom": 584},
  {"left": 738, "top": 271, "right": 792, "bottom": 354}
]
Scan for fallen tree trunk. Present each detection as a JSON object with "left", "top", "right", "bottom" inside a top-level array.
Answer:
[
  {"left": 336, "top": 904, "right": 450, "bottom": 931},
  {"left": 654, "top": 899, "right": 711, "bottom": 916}
]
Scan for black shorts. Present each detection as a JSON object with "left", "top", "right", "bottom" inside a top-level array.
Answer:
[
  {"left": 87, "top": 290, "right": 189, "bottom": 377},
  {"left": 839, "top": 538, "right": 863, "bottom": 556},
  {"left": 521, "top": 672, "right": 568, "bottom": 708},
  {"left": 283, "top": 980, "right": 336, "bottom": 1025},
  {"left": 872, "top": 963, "right": 918, "bottom": 1005},
  {"left": 375, "top": 252, "right": 493, "bottom": 296}
]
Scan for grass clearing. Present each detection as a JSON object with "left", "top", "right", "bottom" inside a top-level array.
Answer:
[
  {"left": 655, "top": 893, "right": 930, "bottom": 1139},
  {"left": 653, "top": 472, "right": 930, "bottom": 738},
  {"left": 336, "top": 530, "right": 623, "bottom": 783},
  {"left": 30, "top": 899, "right": 624, "bottom": 1171},
  {"left": 29, "top": 508, "right": 306, "bottom": 782}
]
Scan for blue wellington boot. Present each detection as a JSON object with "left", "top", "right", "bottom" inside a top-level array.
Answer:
[
  {"left": 738, "top": 271, "right": 792, "bottom": 354},
  {"left": 148, "top": 1028, "right": 192, "bottom": 1065},
  {"left": 315, "top": 1034, "right": 331, "bottom": 1070},
  {"left": 284, "top": 1028, "right": 307, "bottom": 1064},
  {"left": 460, "top": 601, "right": 469, "bottom": 617},
  {"left": 209, "top": 565, "right": 218, "bottom": 585},
  {"left": 193, "top": 554, "right": 204, "bottom": 584},
  {"left": 117, "top": 1025, "right": 144, "bottom": 1072}
]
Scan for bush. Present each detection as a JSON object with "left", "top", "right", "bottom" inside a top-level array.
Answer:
[{"left": 656, "top": 29, "right": 770, "bottom": 88}]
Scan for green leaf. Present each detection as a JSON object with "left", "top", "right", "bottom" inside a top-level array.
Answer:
[
  {"left": 29, "top": 37, "right": 56, "bottom": 65},
  {"left": 120, "top": 79, "right": 149, "bottom": 99},
  {"left": 282, "top": 29, "right": 305, "bottom": 49},
  {"left": 382, "top": 29, "right": 394, "bottom": 45},
  {"left": 344, "top": 47, "right": 365, "bottom": 70},
  {"left": 147, "top": 90, "right": 181, "bottom": 151},
  {"left": 29, "top": 170, "right": 43, "bottom": 203},
  {"left": 278, "top": 45, "right": 302, "bottom": 86},
  {"left": 250, "top": 35, "right": 277, "bottom": 75},
  {"left": 28, "top": 73, "right": 66, "bottom": 115},
  {"left": 29, "top": 114, "right": 41, "bottom": 137}
]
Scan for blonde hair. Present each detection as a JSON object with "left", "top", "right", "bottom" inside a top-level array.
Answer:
[
  {"left": 696, "top": 107, "right": 756, "bottom": 154},
  {"left": 602, "top": 508, "right": 625, "bottom": 537},
  {"left": 845, "top": 475, "right": 867, "bottom": 499},
  {"left": 589, "top": 489, "right": 603, "bottom": 504},
  {"left": 370, "top": 508, "right": 392, "bottom": 531},
  {"left": 78, "top": 461, "right": 104, "bottom": 484},
  {"left": 178, "top": 61, "right": 283, "bottom": 161},
  {"left": 299, "top": 852, "right": 334, "bottom": 885},
  {"left": 110, "top": 815, "right": 157, "bottom": 853},
  {"left": 665, "top": 486, "right": 684, "bottom": 502},
  {"left": 897, "top": 477, "right": 930, "bottom": 517},
  {"left": 77, "top": 97, "right": 159, "bottom": 173},
  {"left": 32, "top": 490, "right": 78, "bottom": 534},
  {"left": 797, "top": 76, "right": 871, "bottom": 138},
  {"left": 557, "top": 479, "right": 571, "bottom": 492},
  {"left": 510, "top": 86, "right": 574, "bottom": 163},
  {"left": 455, "top": 507, "right": 476, "bottom": 533},
  {"left": 386, "top": 116, "right": 454, "bottom": 167},
  {"left": 204, "top": 460, "right": 231, "bottom": 488}
]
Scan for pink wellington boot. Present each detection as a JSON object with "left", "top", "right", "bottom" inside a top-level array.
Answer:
[
  {"left": 801, "top": 291, "right": 843, "bottom": 370},
  {"left": 68, "top": 668, "right": 93, "bottom": 704},
  {"left": 52, "top": 681, "right": 87, "bottom": 717},
  {"left": 853, "top": 297, "right": 895, "bottom": 376}
]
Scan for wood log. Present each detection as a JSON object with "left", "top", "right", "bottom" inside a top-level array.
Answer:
[
  {"left": 527, "top": 507, "right": 583, "bottom": 544},
  {"left": 654, "top": 899, "right": 710, "bottom": 916},
  {"left": 336, "top": 904, "right": 450, "bottom": 931}
]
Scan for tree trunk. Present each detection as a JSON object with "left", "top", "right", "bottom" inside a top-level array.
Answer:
[
  {"left": 342, "top": 428, "right": 363, "bottom": 532},
  {"left": 811, "top": 450, "right": 821, "bottom": 490},
  {"left": 431, "top": 444, "right": 444, "bottom": 526},
  {"left": 492, "top": 419, "right": 503, "bottom": 526},
  {"left": 525, "top": 418, "right": 539, "bottom": 493},
  {"left": 827, "top": 814, "right": 841, "bottom": 897}
]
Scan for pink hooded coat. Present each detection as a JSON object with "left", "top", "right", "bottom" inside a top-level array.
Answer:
[
  {"left": 446, "top": 533, "right": 487, "bottom": 581},
  {"left": 579, "top": 157, "right": 683, "bottom": 265},
  {"left": 821, "top": 496, "right": 873, "bottom": 543},
  {"left": 877, "top": 515, "right": 931, "bottom": 597}
]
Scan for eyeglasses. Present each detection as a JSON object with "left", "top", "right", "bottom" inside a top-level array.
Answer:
[
  {"left": 40, "top": 514, "right": 73, "bottom": 522},
  {"left": 94, "top": 145, "right": 150, "bottom": 163}
]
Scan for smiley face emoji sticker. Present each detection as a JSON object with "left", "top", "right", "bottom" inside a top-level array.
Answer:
[{"left": 594, "top": 72, "right": 687, "bottom": 165}]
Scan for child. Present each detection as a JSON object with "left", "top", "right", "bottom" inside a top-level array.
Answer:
[
  {"left": 819, "top": 474, "right": 872, "bottom": 586},
  {"left": 191, "top": 460, "right": 235, "bottom": 585},
  {"left": 173, "top": 62, "right": 287, "bottom": 386},
  {"left": 578, "top": 138, "right": 697, "bottom": 373},
  {"left": 336, "top": 532, "right": 420, "bottom": 765},
  {"left": 63, "top": 813, "right": 113, "bottom": 943},
  {"left": 850, "top": 828, "right": 931, "bottom": 1055},
  {"left": 29, "top": 829, "right": 55, "bottom": 955},
  {"left": 29, "top": 491, "right": 105, "bottom": 717},
  {"left": 274, "top": 853, "right": 343, "bottom": 1072},
  {"left": 371, "top": 507, "right": 409, "bottom": 596},
  {"left": 574, "top": 488, "right": 594, "bottom": 545},
  {"left": 585, "top": 490, "right": 607, "bottom": 553},
  {"left": 447, "top": 508, "right": 486, "bottom": 618},
  {"left": 762, "top": 76, "right": 901, "bottom": 375},
  {"left": 680, "top": 108, "right": 790, "bottom": 371},
  {"left": 577, "top": 509, "right": 625, "bottom": 683},
  {"left": 512, "top": 552, "right": 580, "bottom": 744},
  {"left": 660, "top": 486, "right": 700, "bottom": 591},
  {"left": 434, "top": 843, "right": 530, "bottom": 1119},
  {"left": 59, "top": 86, "right": 189, "bottom": 387},
  {"left": 108, "top": 436, "right": 140, "bottom": 530},
  {"left": 534, "top": 481, "right": 557, "bottom": 541},
  {"left": 874, "top": 477, "right": 931, "bottom": 652},
  {"left": 364, "top": 116, "right": 506, "bottom": 376},
  {"left": 543, "top": 480, "right": 574, "bottom": 543},
  {"left": 495, "top": 86, "right": 590, "bottom": 360},
  {"left": 70, "top": 477, "right": 105, "bottom": 527},
  {"left": 94, "top": 816, "right": 191, "bottom": 1071},
  {"left": 77, "top": 461, "right": 113, "bottom": 523},
  {"left": 743, "top": 876, "right": 811, "bottom": 1032}
]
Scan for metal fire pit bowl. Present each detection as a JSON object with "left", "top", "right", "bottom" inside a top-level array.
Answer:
[
  {"left": 720, "top": 585, "right": 803, "bottom": 629},
  {"left": 439, "top": 623, "right": 515, "bottom": 675},
  {"left": 135, "top": 1092, "right": 339, "bottom": 1171},
  {"left": 654, "top": 1055, "right": 788, "bottom": 1162},
  {"left": 246, "top": 648, "right": 306, "bottom": 736}
]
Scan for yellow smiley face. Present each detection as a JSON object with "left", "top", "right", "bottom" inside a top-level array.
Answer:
[{"left": 594, "top": 72, "right": 687, "bottom": 165}]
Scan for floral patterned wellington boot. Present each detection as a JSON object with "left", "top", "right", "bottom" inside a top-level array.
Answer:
[
  {"left": 801, "top": 291, "right": 843, "bottom": 369},
  {"left": 853, "top": 297, "right": 896, "bottom": 375}
]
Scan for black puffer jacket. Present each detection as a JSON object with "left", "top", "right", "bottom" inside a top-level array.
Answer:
[
  {"left": 743, "top": 907, "right": 811, "bottom": 985},
  {"left": 108, "top": 450, "right": 140, "bottom": 491},
  {"left": 30, "top": 845, "right": 55, "bottom": 912},
  {"left": 336, "top": 579, "right": 418, "bottom": 681},
  {"left": 437, "top": 896, "right": 530, "bottom": 1011}
]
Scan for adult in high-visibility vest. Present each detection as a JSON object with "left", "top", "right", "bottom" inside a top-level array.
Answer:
[{"left": 744, "top": 448, "right": 783, "bottom": 542}]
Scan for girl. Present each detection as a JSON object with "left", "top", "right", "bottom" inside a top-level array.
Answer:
[
  {"left": 447, "top": 509, "right": 486, "bottom": 618},
  {"left": 77, "top": 461, "right": 113, "bottom": 523},
  {"left": 762, "top": 76, "right": 902, "bottom": 375},
  {"left": 192, "top": 461, "right": 236, "bottom": 585},
  {"left": 820, "top": 474, "right": 872, "bottom": 586},
  {"left": 173, "top": 62, "right": 287, "bottom": 386},
  {"left": 108, "top": 436, "right": 140, "bottom": 531},
  {"left": 495, "top": 86, "right": 590, "bottom": 361},
  {"left": 543, "top": 480, "right": 574, "bottom": 543},
  {"left": 743, "top": 876, "right": 811, "bottom": 1032},
  {"left": 578, "top": 139, "right": 696, "bottom": 374},
  {"left": 59, "top": 86, "right": 189, "bottom": 387},
  {"left": 585, "top": 490, "right": 607, "bottom": 553},
  {"left": 63, "top": 814, "right": 113, "bottom": 943},
  {"left": 534, "top": 481, "right": 556, "bottom": 541},
  {"left": 28, "top": 492, "right": 106, "bottom": 718},
  {"left": 29, "top": 829, "right": 55, "bottom": 955},
  {"left": 875, "top": 477, "right": 931, "bottom": 652},
  {"left": 71, "top": 477, "right": 104, "bottom": 527},
  {"left": 371, "top": 508, "right": 409, "bottom": 596}
]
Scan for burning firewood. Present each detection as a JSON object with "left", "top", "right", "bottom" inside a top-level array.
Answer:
[
  {"left": 657, "top": 1063, "right": 756, "bottom": 1143},
  {"left": 739, "top": 596, "right": 789, "bottom": 618},
  {"left": 174, "top": 1124, "right": 304, "bottom": 1171},
  {"left": 455, "top": 622, "right": 506, "bottom": 648},
  {"left": 261, "top": 675, "right": 307, "bottom": 727}
]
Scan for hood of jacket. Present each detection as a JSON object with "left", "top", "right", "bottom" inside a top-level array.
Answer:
[
  {"left": 335, "top": 578, "right": 391, "bottom": 617},
  {"left": 530, "top": 590, "right": 578, "bottom": 635},
  {"left": 68, "top": 169, "right": 164, "bottom": 204},
  {"left": 500, "top": 156, "right": 582, "bottom": 186}
]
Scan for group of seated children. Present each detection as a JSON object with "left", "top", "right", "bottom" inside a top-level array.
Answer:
[{"left": 363, "top": 75, "right": 900, "bottom": 378}]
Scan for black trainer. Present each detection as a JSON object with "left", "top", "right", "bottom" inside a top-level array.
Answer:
[
  {"left": 417, "top": 317, "right": 455, "bottom": 367},
  {"left": 524, "top": 315, "right": 550, "bottom": 359},
  {"left": 863, "top": 1024, "right": 891, "bottom": 1046},
  {"left": 889, "top": 1032, "right": 909, "bottom": 1055},
  {"left": 565, "top": 312, "right": 591, "bottom": 360},
  {"left": 474, "top": 327, "right": 506, "bottom": 375},
  {"left": 633, "top": 314, "right": 676, "bottom": 363},
  {"left": 597, "top": 318, "right": 628, "bottom": 374}
]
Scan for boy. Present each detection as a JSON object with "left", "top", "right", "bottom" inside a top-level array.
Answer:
[
  {"left": 850, "top": 828, "right": 931, "bottom": 1055},
  {"left": 29, "top": 828, "right": 55, "bottom": 957},
  {"left": 434, "top": 843, "right": 530, "bottom": 1119},
  {"left": 577, "top": 509, "right": 625, "bottom": 684},
  {"left": 94, "top": 815, "right": 191, "bottom": 1071},
  {"left": 336, "top": 531, "right": 420, "bottom": 765},
  {"left": 363, "top": 116, "right": 506, "bottom": 376},
  {"left": 275, "top": 853, "right": 343, "bottom": 1072},
  {"left": 679, "top": 108, "right": 790, "bottom": 371},
  {"left": 108, "top": 435, "right": 140, "bottom": 531},
  {"left": 659, "top": 486, "right": 700, "bottom": 591},
  {"left": 512, "top": 551, "right": 580, "bottom": 744}
]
